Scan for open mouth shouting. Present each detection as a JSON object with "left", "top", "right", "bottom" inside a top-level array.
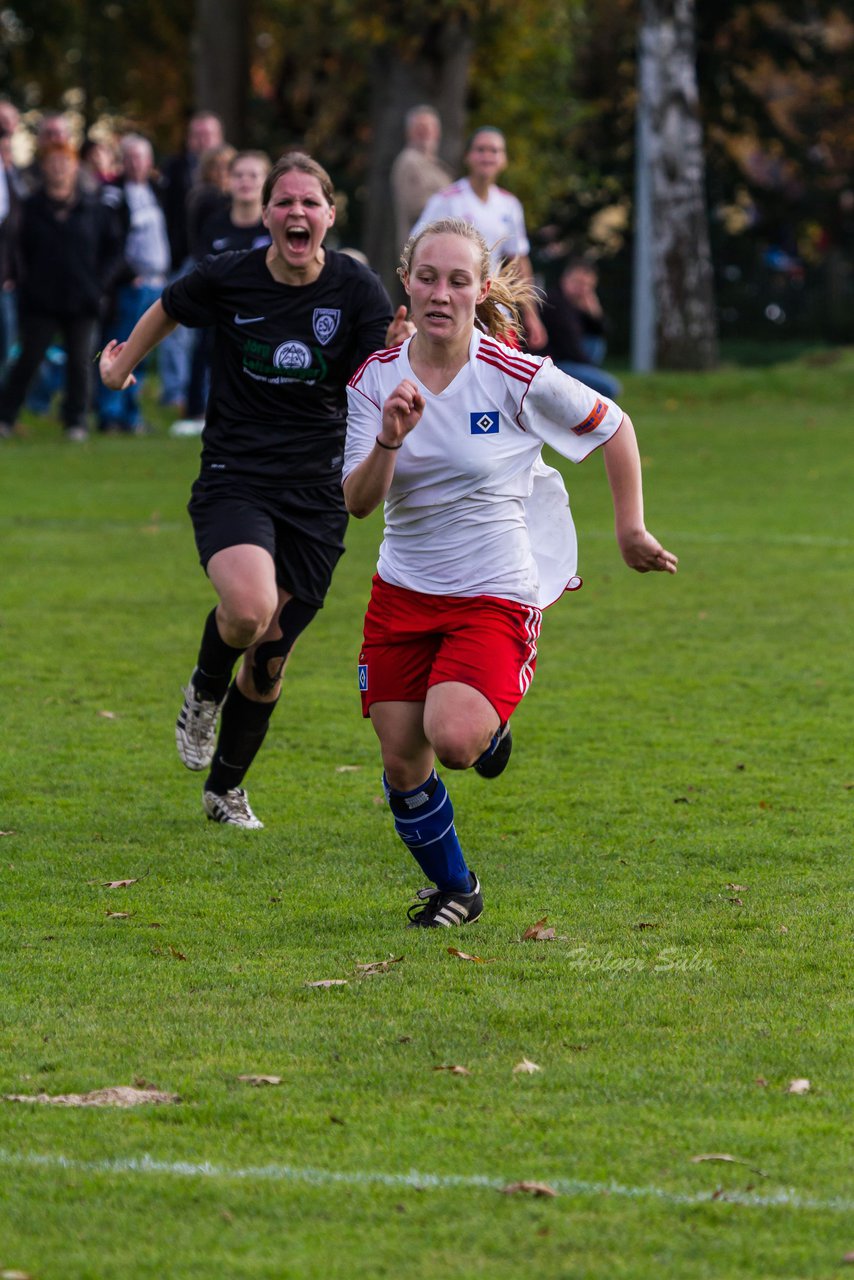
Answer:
[
  {"left": 285, "top": 226, "right": 311, "bottom": 253},
  {"left": 262, "top": 169, "right": 336, "bottom": 280}
]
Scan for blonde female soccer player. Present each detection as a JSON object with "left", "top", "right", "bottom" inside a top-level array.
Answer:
[{"left": 343, "top": 218, "right": 676, "bottom": 927}]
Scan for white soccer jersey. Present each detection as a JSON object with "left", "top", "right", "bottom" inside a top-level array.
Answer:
[
  {"left": 410, "top": 178, "right": 529, "bottom": 268},
  {"left": 344, "top": 331, "right": 623, "bottom": 607}
]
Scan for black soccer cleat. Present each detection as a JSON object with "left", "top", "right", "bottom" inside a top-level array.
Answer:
[
  {"left": 406, "top": 874, "right": 483, "bottom": 928},
  {"left": 473, "top": 723, "right": 512, "bottom": 779}
]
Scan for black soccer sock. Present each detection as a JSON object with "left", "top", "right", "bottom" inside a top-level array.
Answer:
[
  {"left": 193, "top": 608, "right": 246, "bottom": 701},
  {"left": 205, "top": 682, "right": 278, "bottom": 795}
]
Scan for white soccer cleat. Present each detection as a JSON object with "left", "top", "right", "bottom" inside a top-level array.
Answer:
[
  {"left": 203, "top": 788, "right": 264, "bottom": 830},
  {"left": 176, "top": 675, "right": 223, "bottom": 771}
]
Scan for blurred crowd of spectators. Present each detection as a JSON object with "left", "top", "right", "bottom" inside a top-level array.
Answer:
[
  {"left": 0, "top": 98, "right": 627, "bottom": 442},
  {"left": 0, "top": 103, "right": 271, "bottom": 440}
]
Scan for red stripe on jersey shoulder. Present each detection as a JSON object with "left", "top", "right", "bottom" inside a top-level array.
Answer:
[
  {"left": 477, "top": 338, "right": 539, "bottom": 385},
  {"left": 349, "top": 345, "right": 403, "bottom": 391}
]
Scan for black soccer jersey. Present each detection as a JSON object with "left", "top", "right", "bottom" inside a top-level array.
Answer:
[
  {"left": 197, "top": 209, "right": 271, "bottom": 257},
  {"left": 162, "top": 248, "right": 393, "bottom": 486}
]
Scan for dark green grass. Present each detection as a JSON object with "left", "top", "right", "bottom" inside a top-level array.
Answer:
[{"left": 0, "top": 353, "right": 852, "bottom": 1278}]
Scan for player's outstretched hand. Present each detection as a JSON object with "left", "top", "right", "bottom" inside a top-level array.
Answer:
[
  {"left": 380, "top": 379, "right": 425, "bottom": 446},
  {"left": 99, "top": 340, "right": 137, "bottom": 391},
  {"left": 385, "top": 305, "right": 415, "bottom": 347},
  {"left": 619, "top": 528, "right": 678, "bottom": 574}
]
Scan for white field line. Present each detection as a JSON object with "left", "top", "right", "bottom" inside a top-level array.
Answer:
[{"left": 0, "top": 1150, "right": 850, "bottom": 1213}]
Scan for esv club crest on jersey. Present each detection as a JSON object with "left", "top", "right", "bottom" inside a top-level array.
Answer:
[
  {"left": 313, "top": 308, "right": 341, "bottom": 345},
  {"left": 470, "top": 410, "right": 499, "bottom": 435}
]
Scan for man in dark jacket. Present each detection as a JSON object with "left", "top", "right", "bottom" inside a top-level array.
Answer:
[
  {"left": 542, "top": 258, "right": 622, "bottom": 400},
  {"left": 0, "top": 142, "right": 124, "bottom": 440},
  {"left": 156, "top": 111, "right": 224, "bottom": 412}
]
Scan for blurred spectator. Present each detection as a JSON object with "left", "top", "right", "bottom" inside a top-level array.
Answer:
[
  {"left": 412, "top": 127, "right": 547, "bottom": 350},
  {"left": 20, "top": 113, "right": 73, "bottom": 193},
  {"left": 390, "top": 106, "right": 451, "bottom": 254},
  {"left": 80, "top": 136, "right": 120, "bottom": 191},
  {"left": 98, "top": 134, "right": 170, "bottom": 434},
  {"left": 160, "top": 111, "right": 224, "bottom": 272},
  {"left": 0, "top": 142, "right": 124, "bottom": 441},
  {"left": 197, "top": 150, "right": 271, "bottom": 255},
  {"left": 187, "top": 144, "right": 236, "bottom": 260},
  {"left": 542, "top": 258, "right": 622, "bottom": 400},
  {"left": 0, "top": 100, "right": 19, "bottom": 139},
  {"left": 0, "top": 124, "right": 20, "bottom": 375},
  {"left": 178, "top": 143, "right": 236, "bottom": 425},
  {"left": 157, "top": 111, "right": 224, "bottom": 413},
  {"left": 172, "top": 149, "right": 271, "bottom": 435}
]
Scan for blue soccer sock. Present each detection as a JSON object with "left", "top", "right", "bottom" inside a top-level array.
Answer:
[{"left": 384, "top": 770, "right": 471, "bottom": 893}]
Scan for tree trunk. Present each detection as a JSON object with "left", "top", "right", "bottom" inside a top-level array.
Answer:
[
  {"left": 639, "top": 0, "right": 718, "bottom": 370},
  {"left": 363, "top": 16, "right": 473, "bottom": 296},
  {"left": 192, "top": 0, "right": 249, "bottom": 144}
]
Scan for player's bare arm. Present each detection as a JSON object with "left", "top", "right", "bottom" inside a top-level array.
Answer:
[
  {"left": 603, "top": 414, "right": 678, "bottom": 575},
  {"left": 343, "top": 380, "right": 424, "bottom": 519},
  {"left": 99, "top": 299, "right": 178, "bottom": 390}
]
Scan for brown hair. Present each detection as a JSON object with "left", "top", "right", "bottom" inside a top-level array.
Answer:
[
  {"left": 262, "top": 151, "right": 335, "bottom": 208},
  {"left": 39, "top": 141, "right": 78, "bottom": 163},
  {"left": 398, "top": 218, "right": 537, "bottom": 340},
  {"left": 197, "top": 144, "right": 236, "bottom": 185},
  {"left": 229, "top": 149, "right": 272, "bottom": 175}
]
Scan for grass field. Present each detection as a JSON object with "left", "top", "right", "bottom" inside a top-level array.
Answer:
[{"left": 0, "top": 348, "right": 852, "bottom": 1279}]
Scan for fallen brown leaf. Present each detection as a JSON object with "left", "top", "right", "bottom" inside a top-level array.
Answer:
[
  {"left": 727, "top": 897, "right": 744, "bottom": 905},
  {"left": 786, "top": 1078, "right": 810, "bottom": 1095},
  {"left": 3, "top": 1085, "right": 179, "bottom": 1107},
  {"left": 237, "top": 1074, "right": 282, "bottom": 1086},
  {"left": 355, "top": 955, "right": 404, "bottom": 975},
  {"left": 513, "top": 1058, "right": 541, "bottom": 1074},
  {"left": 633, "top": 921, "right": 659, "bottom": 930},
  {"left": 522, "top": 916, "right": 557, "bottom": 941},
  {"left": 92, "top": 867, "right": 150, "bottom": 889},
  {"left": 305, "top": 979, "right": 349, "bottom": 988},
  {"left": 105, "top": 910, "right": 132, "bottom": 919},
  {"left": 726, "top": 883, "right": 749, "bottom": 892},
  {"left": 169, "top": 946, "right": 187, "bottom": 961},
  {"left": 0, "top": 830, "right": 16, "bottom": 837},
  {"left": 433, "top": 1064, "right": 471, "bottom": 1075},
  {"left": 501, "top": 1181, "right": 557, "bottom": 1198},
  {"left": 447, "top": 946, "right": 494, "bottom": 963},
  {"left": 97, "top": 710, "right": 117, "bottom": 719},
  {"left": 779, "top": 925, "right": 789, "bottom": 934},
  {"left": 690, "top": 1153, "right": 767, "bottom": 1176},
  {"left": 754, "top": 1076, "right": 768, "bottom": 1087}
]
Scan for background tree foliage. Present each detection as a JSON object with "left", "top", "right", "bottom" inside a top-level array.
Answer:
[{"left": 1, "top": 0, "right": 851, "bottom": 343}]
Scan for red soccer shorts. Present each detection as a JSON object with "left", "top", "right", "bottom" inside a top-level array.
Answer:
[{"left": 358, "top": 575, "right": 543, "bottom": 722}]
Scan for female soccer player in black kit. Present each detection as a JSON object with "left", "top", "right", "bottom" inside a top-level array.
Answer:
[{"left": 100, "top": 152, "right": 411, "bottom": 827}]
